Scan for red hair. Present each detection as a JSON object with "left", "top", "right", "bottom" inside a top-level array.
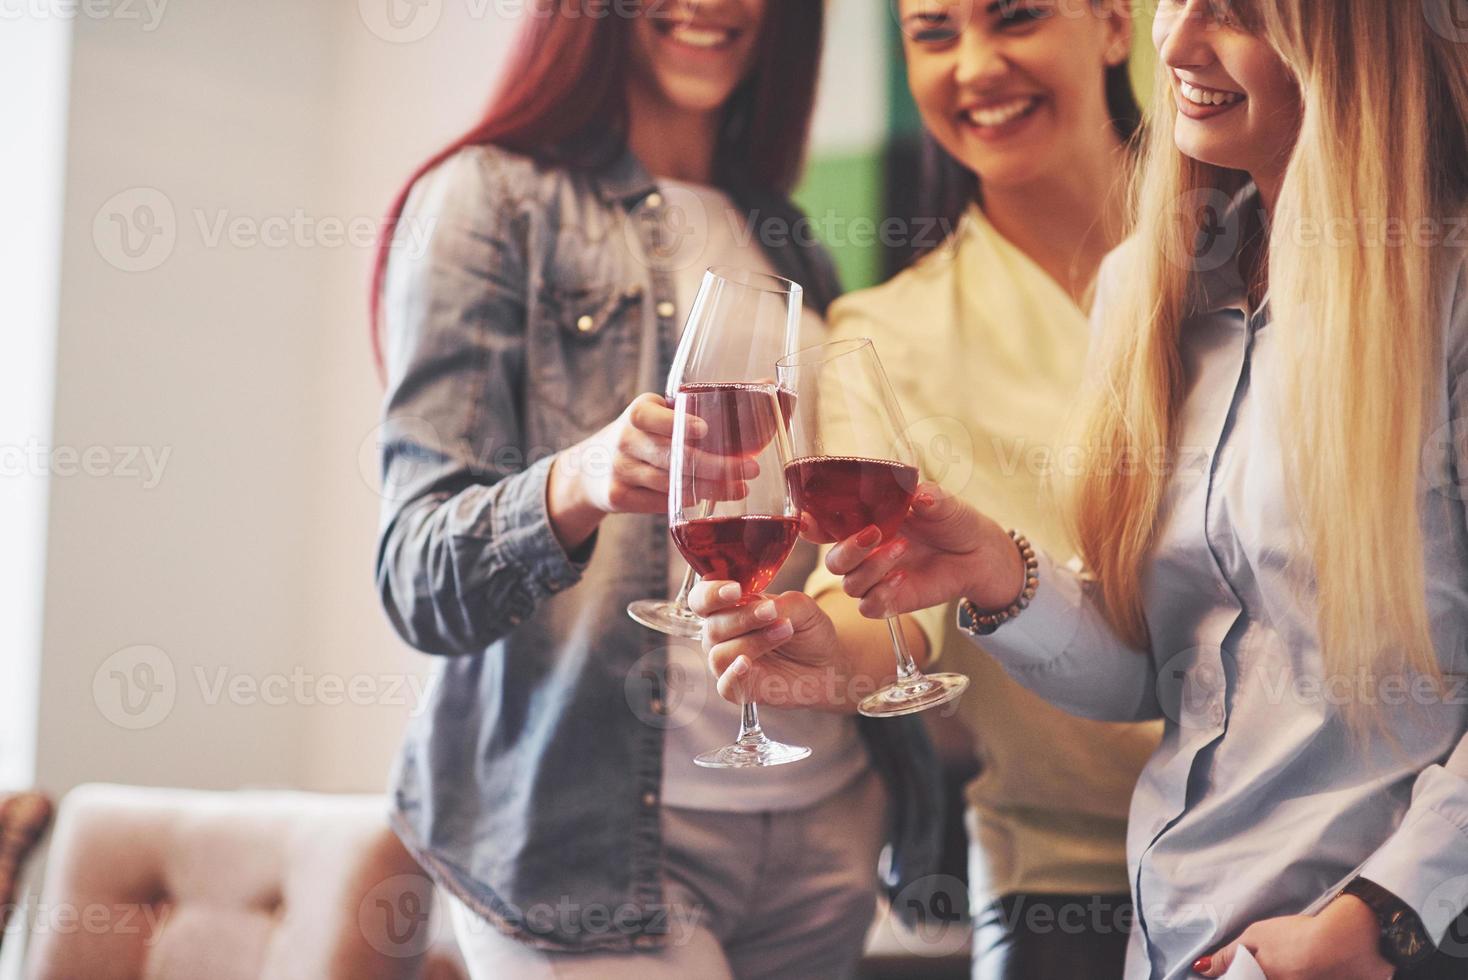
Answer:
[{"left": 370, "top": 0, "right": 825, "bottom": 379}]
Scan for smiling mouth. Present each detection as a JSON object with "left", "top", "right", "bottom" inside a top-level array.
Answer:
[
  {"left": 960, "top": 95, "right": 1043, "bottom": 131},
  {"left": 654, "top": 19, "right": 743, "bottom": 51},
  {"left": 1178, "top": 78, "right": 1246, "bottom": 109}
]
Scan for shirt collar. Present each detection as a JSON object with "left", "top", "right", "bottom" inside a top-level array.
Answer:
[{"left": 588, "top": 133, "right": 659, "bottom": 207}]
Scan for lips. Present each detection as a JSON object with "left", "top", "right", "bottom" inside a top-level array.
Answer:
[
  {"left": 654, "top": 18, "right": 743, "bottom": 52},
  {"left": 1178, "top": 78, "right": 1246, "bottom": 108},
  {"left": 963, "top": 95, "right": 1042, "bottom": 128}
]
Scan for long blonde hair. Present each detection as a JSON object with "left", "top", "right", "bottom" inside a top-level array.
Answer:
[{"left": 1068, "top": 0, "right": 1468, "bottom": 700}]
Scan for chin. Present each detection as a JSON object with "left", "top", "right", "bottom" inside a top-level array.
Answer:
[{"left": 656, "top": 73, "right": 743, "bottom": 115}]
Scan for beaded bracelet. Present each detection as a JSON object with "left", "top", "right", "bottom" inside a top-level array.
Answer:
[{"left": 956, "top": 530, "right": 1039, "bottom": 637}]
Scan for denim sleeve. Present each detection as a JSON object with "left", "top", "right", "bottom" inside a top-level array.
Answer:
[{"left": 374, "top": 148, "right": 591, "bottom": 656}]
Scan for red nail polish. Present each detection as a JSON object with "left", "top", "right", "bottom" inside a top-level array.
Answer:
[
  {"left": 1192, "top": 956, "right": 1211, "bottom": 974},
  {"left": 856, "top": 526, "right": 881, "bottom": 547}
]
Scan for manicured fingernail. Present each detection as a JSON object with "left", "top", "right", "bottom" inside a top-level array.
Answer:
[
  {"left": 754, "top": 600, "right": 778, "bottom": 622},
  {"left": 718, "top": 583, "right": 741, "bottom": 603},
  {"left": 887, "top": 570, "right": 907, "bottom": 590},
  {"left": 887, "top": 538, "right": 908, "bottom": 559},
  {"left": 732, "top": 656, "right": 751, "bottom": 676},
  {"left": 764, "top": 620, "right": 794, "bottom": 641},
  {"left": 1192, "top": 957, "right": 1211, "bottom": 975},
  {"left": 856, "top": 525, "right": 881, "bottom": 548},
  {"left": 914, "top": 492, "right": 935, "bottom": 509}
]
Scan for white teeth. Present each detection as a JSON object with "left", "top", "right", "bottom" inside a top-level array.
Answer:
[
  {"left": 1179, "top": 80, "right": 1244, "bottom": 107},
  {"left": 965, "top": 96, "right": 1039, "bottom": 129},
  {"left": 670, "top": 25, "right": 732, "bottom": 49}
]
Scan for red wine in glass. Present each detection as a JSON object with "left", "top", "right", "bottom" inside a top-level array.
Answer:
[
  {"left": 784, "top": 456, "right": 919, "bottom": 542},
  {"left": 671, "top": 515, "right": 800, "bottom": 596},
  {"left": 677, "top": 382, "right": 797, "bottom": 458}
]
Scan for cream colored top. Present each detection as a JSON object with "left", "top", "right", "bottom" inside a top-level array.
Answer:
[{"left": 806, "top": 205, "right": 1162, "bottom": 897}]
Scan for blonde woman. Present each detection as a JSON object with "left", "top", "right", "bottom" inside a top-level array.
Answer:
[{"left": 696, "top": 0, "right": 1468, "bottom": 978}]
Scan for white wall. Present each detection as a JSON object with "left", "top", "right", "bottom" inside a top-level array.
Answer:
[
  {"left": 0, "top": 12, "right": 71, "bottom": 792},
  {"left": 32, "top": 0, "right": 519, "bottom": 797}
]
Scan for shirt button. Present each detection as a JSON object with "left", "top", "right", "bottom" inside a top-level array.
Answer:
[
  {"left": 576, "top": 314, "right": 595, "bottom": 333},
  {"left": 642, "top": 791, "right": 657, "bottom": 808},
  {"left": 656, "top": 301, "right": 676, "bottom": 319},
  {"left": 645, "top": 192, "right": 663, "bottom": 210}
]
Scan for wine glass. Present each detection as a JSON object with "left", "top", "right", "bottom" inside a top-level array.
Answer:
[
  {"left": 668, "top": 386, "right": 810, "bottom": 768},
  {"left": 627, "top": 267, "right": 805, "bottom": 637},
  {"left": 777, "top": 337, "right": 970, "bottom": 717}
]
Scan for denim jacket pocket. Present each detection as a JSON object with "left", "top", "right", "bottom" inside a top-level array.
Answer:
[{"left": 529, "top": 280, "right": 644, "bottom": 437}]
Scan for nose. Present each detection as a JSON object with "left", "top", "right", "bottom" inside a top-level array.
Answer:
[
  {"left": 1155, "top": 0, "right": 1217, "bottom": 73},
  {"left": 953, "top": 24, "right": 1010, "bottom": 90}
]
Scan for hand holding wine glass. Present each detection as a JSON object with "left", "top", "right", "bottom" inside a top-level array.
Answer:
[
  {"left": 823, "top": 482, "right": 1026, "bottom": 621},
  {"left": 689, "top": 582, "right": 845, "bottom": 707}
]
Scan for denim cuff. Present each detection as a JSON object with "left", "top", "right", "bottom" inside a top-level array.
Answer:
[{"left": 488, "top": 454, "right": 594, "bottom": 600}]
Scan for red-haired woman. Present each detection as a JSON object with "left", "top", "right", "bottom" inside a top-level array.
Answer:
[{"left": 371, "top": 2, "right": 941, "bottom": 977}]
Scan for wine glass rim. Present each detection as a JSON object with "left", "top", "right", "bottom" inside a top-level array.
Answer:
[
  {"left": 776, "top": 336, "right": 874, "bottom": 369},
  {"left": 704, "top": 266, "right": 801, "bottom": 296}
]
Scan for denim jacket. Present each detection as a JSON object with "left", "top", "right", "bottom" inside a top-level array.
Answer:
[{"left": 375, "top": 138, "right": 944, "bottom": 952}]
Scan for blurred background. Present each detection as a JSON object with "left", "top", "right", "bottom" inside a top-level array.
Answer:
[{"left": 1, "top": 2, "right": 1154, "bottom": 976}]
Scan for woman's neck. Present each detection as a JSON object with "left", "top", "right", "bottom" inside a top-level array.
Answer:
[
  {"left": 980, "top": 134, "right": 1131, "bottom": 308},
  {"left": 625, "top": 80, "right": 719, "bottom": 185}
]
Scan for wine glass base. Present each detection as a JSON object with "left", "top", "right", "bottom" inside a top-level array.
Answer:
[
  {"left": 858, "top": 672, "right": 970, "bottom": 718},
  {"left": 627, "top": 599, "right": 704, "bottom": 638},
  {"left": 694, "top": 738, "right": 812, "bottom": 769}
]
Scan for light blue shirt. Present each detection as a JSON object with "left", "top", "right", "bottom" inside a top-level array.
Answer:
[{"left": 980, "top": 190, "right": 1468, "bottom": 980}]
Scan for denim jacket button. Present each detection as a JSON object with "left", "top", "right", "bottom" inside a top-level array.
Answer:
[
  {"left": 656, "top": 301, "right": 676, "bottom": 319},
  {"left": 641, "top": 791, "right": 657, "bottom": 807},
  {"left": 576, "top": 314, "right": 595, "bottom": 333},
  {"left": 645, "top": 192, "right": 663, "bottom": 210},
  {"left": 624, "top": 283, "right": 643, "bottom": 300}
]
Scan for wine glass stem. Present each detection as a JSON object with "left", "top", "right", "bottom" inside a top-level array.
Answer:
[
  {"left": 886, "top": 616, "right": 922, "bottom": 685},
  {"left": 737, "top": 701, "right": 767, "bottom": 745},
  {"left": 671, "top": 565, "right": 697, "bottom": 613}
]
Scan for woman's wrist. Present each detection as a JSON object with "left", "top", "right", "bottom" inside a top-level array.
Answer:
[
  {"left": 546, "top": 452, "right": 603, "bottom": 551},
  {"left": 962, "top": 524, "right": 1029, "bottom": 613}
]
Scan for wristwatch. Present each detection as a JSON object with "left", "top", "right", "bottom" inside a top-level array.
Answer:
[{"left": 1340, "top": 877, "right": 1436, "bottom": 971}]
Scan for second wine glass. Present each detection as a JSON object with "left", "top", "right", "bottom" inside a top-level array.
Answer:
[
  {"left": 778, "top": 337, "right": 970, "bottom": 718},
  {"left": 668, "top": 386, "right": 810, "bottom": 768}
]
